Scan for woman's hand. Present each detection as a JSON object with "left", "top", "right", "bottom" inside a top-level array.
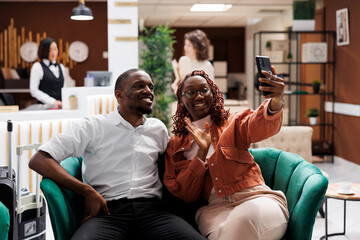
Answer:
[
  {"left": 184, "top": 117, "right": 211, "bottom": 161},
  {"left": 259, "top": 66, "right": 285, "bottom": 111},
  {"left": 53, "top": 100, "right": 62, "bottom": 109}
]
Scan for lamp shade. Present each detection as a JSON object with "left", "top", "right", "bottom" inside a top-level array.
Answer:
[{"left": 71, "top": 0, "right": 93, "bottom": 21}]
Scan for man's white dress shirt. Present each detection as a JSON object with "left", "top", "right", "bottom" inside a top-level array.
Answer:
[{"left": 39, "top": 109, "right": 170, "bottom": 201}]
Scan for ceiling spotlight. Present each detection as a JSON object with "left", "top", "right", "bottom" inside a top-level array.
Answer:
[{"left": 190, "top": 4, "right": 232, "bottom": 12}]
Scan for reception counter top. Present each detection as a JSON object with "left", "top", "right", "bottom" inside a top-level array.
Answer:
[
  {"left": 62, "top": 86, "right": 113, "bottom": 111},
  {"left": 0, "top": 109, "right": 88, "bottom": 122}
]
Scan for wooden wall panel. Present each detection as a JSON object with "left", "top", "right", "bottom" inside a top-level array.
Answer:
[
  {"left": 0, "top": 2, "right": 108, "bottom": 86},
  {"left": 324, "top": 0, "right": 360, "bottom": 164}
]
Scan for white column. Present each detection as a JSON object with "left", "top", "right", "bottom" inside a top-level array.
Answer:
[{"left": 107, "top": 0, "right": 138, "bottom": 86}]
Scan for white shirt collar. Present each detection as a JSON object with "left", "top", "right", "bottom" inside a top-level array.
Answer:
[
  {"left": 42, "top": 59, "right": 56, "bottom": 66},
  {"left": 108, "top": 107, "right": 147, "bottom": 128}
]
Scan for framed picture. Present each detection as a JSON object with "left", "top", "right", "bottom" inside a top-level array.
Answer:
[{"left": 336, "top": 8, "right": 350, "bottom": 46}]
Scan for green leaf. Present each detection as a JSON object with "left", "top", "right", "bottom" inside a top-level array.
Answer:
[{"left": 140, "top": 24, "right": 176, "bottom": 129}]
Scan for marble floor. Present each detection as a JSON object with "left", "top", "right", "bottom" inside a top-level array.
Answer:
[{"left": 44, "top": 157, "right": 360, "bottom": 240}]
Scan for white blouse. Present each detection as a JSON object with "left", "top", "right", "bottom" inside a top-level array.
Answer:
[
  {"left": 178, "top": 56, "right": 215, "bottom": 81},
  {"left": 183, "top": 115, "right": 215, "bottom": 161}
]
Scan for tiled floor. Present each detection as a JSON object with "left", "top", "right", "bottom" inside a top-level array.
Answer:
[
  {"left": 312, "top": 158, "right": 360, "bottom": 240},
  {"left": 45, "top": 157, "right": 360, "bottom": 240}
]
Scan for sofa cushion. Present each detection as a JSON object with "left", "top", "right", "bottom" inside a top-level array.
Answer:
[{"left": 255, "top": 126, "right": 313, "bottom": 163}]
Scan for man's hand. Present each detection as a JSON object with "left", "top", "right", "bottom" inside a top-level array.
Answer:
[
  {"left": 82, "top": 185, "right": 110, "bottom": 223},
  {"left": 29, "top": 151, "right": 110, "bottom": 223}
]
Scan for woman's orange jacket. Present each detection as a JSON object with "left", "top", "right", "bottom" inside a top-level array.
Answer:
[{"left": 164, "top": 100, "right": 283, "bottom": 202}]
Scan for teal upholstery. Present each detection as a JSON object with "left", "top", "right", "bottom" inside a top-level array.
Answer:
[
  {"left": 0, "top": 201, "right": 10, "bottom": 240},
  {"left": 41, "top": 148, "right": 328, "bottom": 240},
  {"left": 40, "top": 157, "right": 84, "bottom": 240},
  {"left": 249, "top": 148, "right": 328, "bottom": 240}
]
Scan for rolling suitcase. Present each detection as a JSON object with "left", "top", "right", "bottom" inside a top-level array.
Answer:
[
  {"left": 0, "top": 120, "right": 46, "bottom": 240},
  {"left": 0, "top": 120, "right": 18, "bottom": 240},
  {"left": 16, "top": 143, "right": 46, "bottom": 240}
]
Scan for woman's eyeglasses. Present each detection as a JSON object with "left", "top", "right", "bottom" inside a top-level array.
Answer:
[{"left": 181, "top": 88, "right": 211, "bottom": 99}]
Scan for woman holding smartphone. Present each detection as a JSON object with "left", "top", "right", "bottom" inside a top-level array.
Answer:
[{"left": 164, "top": 69, "right": 287, "bottom": 240}]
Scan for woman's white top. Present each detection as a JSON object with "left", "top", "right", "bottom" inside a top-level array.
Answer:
[
  {"left": 30, "top": 59, "right": 68, "bottom": 105},
  {"left": 178, "top": 56, "right": 215, "bottom": 81},
  {"left": 183, "top": 115, "right": 215, "bottom": 161}
]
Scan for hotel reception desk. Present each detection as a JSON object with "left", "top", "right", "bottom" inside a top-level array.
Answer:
[{"left": 0, "top": 86, "right": 116, "bottom": 192}]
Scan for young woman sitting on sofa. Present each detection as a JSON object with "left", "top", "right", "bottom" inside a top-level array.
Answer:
[{"left": 164, "top": 69, "right": 288, "bottom": 240}]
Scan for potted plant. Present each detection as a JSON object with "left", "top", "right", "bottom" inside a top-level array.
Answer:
[
  {"left": 305, "top": 107, "right": 319, "bottom": 125},
  {"left": 139, "top": 24, "right": 176, "bottom": 128},
  {"left": 265, "top": 41, "right": 271, "bottom": 50},
  {"left": 312, "top": 80, "right": 321, "bottom": 94},
  {"left": 286, "top": 52, "right": 293, "bottom": 62},
  {"left": 293, "top": 0, "right": 316, "bottom": 31},
  {"left": 68, "top": 95, "right": 77, "bottom": 110}
]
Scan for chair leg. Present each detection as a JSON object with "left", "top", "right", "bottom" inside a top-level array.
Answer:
[{"left": 318, "top": 198, "right": 325, "bottom": 218}]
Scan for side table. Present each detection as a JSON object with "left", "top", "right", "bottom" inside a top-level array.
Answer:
[{"left": 320, "top": 183, "right": 360, "bottom": 240}]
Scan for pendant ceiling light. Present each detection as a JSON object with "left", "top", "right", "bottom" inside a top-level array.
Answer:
[{"left": 71, "top": 0, "right": 94, "bottom": 21}]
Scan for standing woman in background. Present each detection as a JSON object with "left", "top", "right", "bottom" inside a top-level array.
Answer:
[
  {"left": 172, "top": 29, "right": 215, "bottom": 93},
  {"left": 30, "top": 38, "right": 65, "bottom": 109}
]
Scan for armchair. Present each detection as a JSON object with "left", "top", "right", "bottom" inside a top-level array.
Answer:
[{"left": 41, "top": 148, "right": 328, "bottom": 240}]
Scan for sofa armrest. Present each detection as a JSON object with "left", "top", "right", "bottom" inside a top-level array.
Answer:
[
  {"left": 0, "top": 201, "right": 10, "bottom": 240},
  {"left": 285, "top": 173, "right": 328, "bottom": 240},
  {"left": 40, "top": 157, "right": 84, "bottom": 240},
  {"left": 41, "top": 179, "right": 78, "bottom": 240}
]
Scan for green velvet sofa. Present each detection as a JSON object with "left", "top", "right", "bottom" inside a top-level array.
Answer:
[
  {"left": 0, "top": 201, "right": 10, "bottom": 240},
  {"left": 40, "top": 148, "right": 328, "bottom": 240}
]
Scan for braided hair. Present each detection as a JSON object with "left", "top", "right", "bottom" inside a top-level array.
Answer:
[{"left": 172, "top": 70, "right": 230, "bottom": 136}]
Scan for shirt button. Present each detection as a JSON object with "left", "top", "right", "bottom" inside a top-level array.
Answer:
[
  {"left": 181, "top": 147, "right": 185, "bottom": 150},
  {"left": 190, "top": 140, "right": 194, "bottom": 143},
  {"left": 211, "top": 163, "right": 214, "bottom": 166},
  {"left": 218, "top": 190, "right": 222, "bottom": 193},
  {"left": 213, "top": 137, "right": 216, "bottom": 140},
  {"left": 215, "top": 177, "right": 218, "bottom": 181}
]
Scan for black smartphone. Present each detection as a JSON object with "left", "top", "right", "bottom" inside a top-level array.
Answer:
[{"left": 255, "top": 56, "right": 272, "bottom": 96}]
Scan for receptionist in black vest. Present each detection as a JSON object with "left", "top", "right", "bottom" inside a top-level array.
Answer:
[{"left": 30, "top": 37, "right": 66, "bottom": 109}]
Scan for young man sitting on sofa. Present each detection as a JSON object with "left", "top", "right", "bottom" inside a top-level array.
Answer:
[{"left": 29, "top": 68, "right": 206, "bottom": 240}]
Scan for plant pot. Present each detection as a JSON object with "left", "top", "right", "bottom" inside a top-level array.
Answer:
[
  {"left": 292, "top": 19, "right": 315, "bottom": 31},
  {"left": 309, "top": 117, "right": 317, "bottom": 125},
  {"left": 313, "top": 85, "right": 320, "bottom": 94},
  {"left": 69, "top": 96, "right": 78, "bottom": 110}
]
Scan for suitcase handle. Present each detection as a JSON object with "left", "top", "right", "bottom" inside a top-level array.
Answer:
[
  {"left": 16, "top": 143, "right": 42, "bottom": 156},
  {"left": 7, "top": 120, "right": 13, "bottom": 132},
  {"left": 16, "top": 143, "right": 42, "bottom": 220},
  {"left": 7, "top": 120, "right": 13, "bottom": 180}
]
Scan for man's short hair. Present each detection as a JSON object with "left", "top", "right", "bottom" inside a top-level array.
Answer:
[{"left": 114, "top": 68, "right": 142, "bottom": 92}]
